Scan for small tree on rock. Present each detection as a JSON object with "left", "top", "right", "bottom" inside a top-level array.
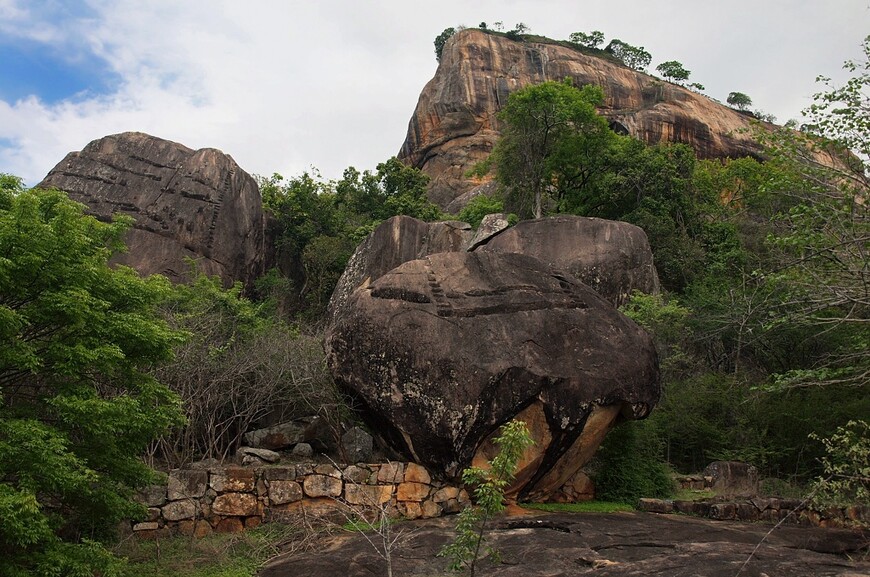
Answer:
[
  {"left": 656, "top": 60, "right": 691, "bottom": 84},
  {"left": 606, "top": 39, "right": 652, "bottom": 71},
  {"left": 568, "top": 30, "right": 604, "bottom": 49},
  {"left": 727, "top": 91, "right": 753, "bottom": 111},
  {"left": 435, "top": 27, "right": 456, "bottom": 62}
]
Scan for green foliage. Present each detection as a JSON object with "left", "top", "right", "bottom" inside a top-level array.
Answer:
[
  {"left": 568, "top": 30, "right": 604, "bottom": 49},
  {"left": 441, "top": 420, "right": 534, "bottom": 576},
  {"left": 590, "top": 420, "right": 675, "bottom": 504},
  {"left": 810, "top": 420, "right": 869, "bottom": 509},
  {"left": 435, "top": 27, "right": 456, "bottom": 61},
  {"left": 152, "top": 271, "right": 339, "bottom": 466},
  {"left": 457, "top": 194, "right": 505, "bottom": 228},
  {"left": 727, "top": 91, "right": 753, "bottom": 110},
  {"left": 258, "top": 158, "right": 440, "bottom": 319},
  {"left": 117, "top": 522, "right": 301, "bottom": 577},
  {"left": 605, "top": 39, "right": 652, "bottom": 71},
  {"left": 0, "top": 186, "right": 184, "bottom": 576},
  {"left": 489, "top": 79, "right": 614, "bottom": 219},
  {"left": 656, "top": 60, "right": 690, "bottom": 83}
]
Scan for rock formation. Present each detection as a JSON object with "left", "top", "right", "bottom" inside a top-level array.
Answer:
[
  {"left": 399, "top": 28, "right": 765, "bottom": 209},
  {"left": 325, "top": 249, "right": 659, "bottom": 501},
  {"left": 38, "top": 132, "right": 265, "bottom": 287},
  {"left": 476, "top": 216, "right": 659, "bottom": 307}
]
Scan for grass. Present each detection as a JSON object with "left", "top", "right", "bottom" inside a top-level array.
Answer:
[
  {"left": 115, "top": 523, "right": 304, "bottom": 577},
  {"left": 673, "top": 488, "right": 717, "bottom": 501},
  {"left": 521, "top": 501, "right": 635, "bottom": 514}
]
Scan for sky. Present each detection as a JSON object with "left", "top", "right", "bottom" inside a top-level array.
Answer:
[{"left": 1, "top": 0, "right": 868, "bottom": 187}]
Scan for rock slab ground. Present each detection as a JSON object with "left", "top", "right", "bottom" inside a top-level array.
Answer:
[{"left": 259, "top": 511, "right": 869, "bottom": 577}]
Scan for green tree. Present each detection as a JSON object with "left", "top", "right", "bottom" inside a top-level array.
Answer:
[
  {"left": 568, "top": 30, "right": 604, "bottom": 49},
  {"left": 726, "top": 91, "right": 753, "bottom": 110},
  {"left": 0, "top": 184, "right": 184, "bottom": 576},
  {"left": 656, "top": 60, "right": 690, "bottom": 84},
  {"left": 488, "top": 79, "right": 616, "bottom": 219},
  {"left": 605, "top": 39, "right": 652, "bottom": 71},
  {"left": 435, "top": 27, "right": 456, "bottom": 62},
  {"left": 440, "top": 420, "right": 534, "bottom": 576}
]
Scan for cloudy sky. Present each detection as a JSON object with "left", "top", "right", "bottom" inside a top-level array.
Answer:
[{"left": 1, "top": 0, "right": 868, "bottom": 187}]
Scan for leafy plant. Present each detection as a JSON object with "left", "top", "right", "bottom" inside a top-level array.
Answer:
[
  {"left": 810, "top": 420, "right": 869, "bottom": 508},
  {"left": 440, "top": 420, "right": 534, "bottom": 576}
]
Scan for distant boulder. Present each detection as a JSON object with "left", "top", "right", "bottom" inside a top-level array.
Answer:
[
  {"left": 38, "top": 132, "right": 265, "bottom": 288},
  {"left": 325, "top": 250, "right": 659, "bottom": 501}
]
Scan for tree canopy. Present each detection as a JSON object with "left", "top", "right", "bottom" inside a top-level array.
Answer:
[
  {"left": 568, "top": 30, "right": 604, "bottom": 49},
  {"left": 656, "top": 60, "right": 691, "bottom": 84},
  {"left": 726, "top": 91, "right": 753, "bottom": 110},
  {"left": 0, "top": 183, "right": 184, "bottom": 576},
  {"left": 605, "top": 39, "right": 652, "bottom": 71}
]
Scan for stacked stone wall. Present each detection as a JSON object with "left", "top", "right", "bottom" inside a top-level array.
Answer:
[{"left": 132, "top": 462, "right": 467, "bottom": 538}]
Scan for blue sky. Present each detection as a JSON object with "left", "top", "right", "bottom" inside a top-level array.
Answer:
[{"left": 1, "top": 0, "right": 868, "bottom": 187}]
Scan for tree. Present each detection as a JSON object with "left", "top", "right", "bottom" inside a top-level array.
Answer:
[
  {"left": 727, "top": 91, "right": 753, "bottom": 111},
  {"left": 488, "top": 79, "right": 616, "bottom": 219},
  {"left": 688, "top": 82, "right": 705, "bottom": 93},
  {"left": 0, "top": 184, "right": 184, "bottom": 576},
  {"left": 440, "top": 420, "right": 534, "bottom": 576},
  {"left": 605, "top": 39, "right": 652, "bottom": 71},
  {"left": 568, "top": 30, "right": 604, "bottom": 49},
  {"left": 656, "top": 60, "right": 690, "bottom": 84},
  {"left": 435, "top": 27, "right": 456, "bottom": 62},
  {"left": 478, "top": 22, "right": 487, "bottom": 30}
]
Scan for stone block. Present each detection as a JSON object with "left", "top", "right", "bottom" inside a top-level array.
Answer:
[
  {"left": 263, "top": 466, "right": 296, "bottom": 481},
  {"left": 432, "top": 486, "right": 460, "bottom": 503},
  {"left": 303, "top": 474, "right": 342, "bottom": 498},
  {"left": 314, "top": 464, "right": 341, "bottom": 478},
  {"left": 212, "top": 492, "right": 259, "bottom": 517},
  {"left": 239, "top": 446, "right": 280, "bottom": 464},
  {"left": 421, "top": 500, "right": 442, "bottom": 518},
  {"left": 210, "top": 467, "right": 256, "bottom": 493},
  {"left": 403, "top": 463, "right": 431, "bottom": 484},
  {"left": 167, "top": 469, "right": 208, "bottom": 500},
  {"left": 245, "top": 516, "right": 262, "bottom": 529},
  {"left": 397, "top": 482, "right": 430, "bottom": 502},
  {"left": 345, "top": 484, "right": 393, "bottom": 506},
  {"left": 137, "top": 484, "right": 167, "bottom": 507},
  {"left": 215, "top": 517, "right": 245, "bottom": 533},
  {"left": 132, "top": 521, "right": 160, "bottom": 532},
  {"left": 177, "top": 519, "right": 213, "bottom": 538},
  {"left": 341, "top": 427, "right": 373, "bottom": 463},
  {"left": 343, "top": 465, "right": 371, "bottom": 484},
  {"left": 145, "top": 507, "right": 161, "bottom": 522},
  {"left": 637, "top": 498, "right": 673, "bottom": 514},
  {"left": 709, "top": 502, "right": 737, "bottom": 521},
  {"left": 162, "top": 500, "right": 197, "bottom": 521},
  {"left": 398, "top": 501, "right": 422, "bottom": 519},
  {"left": 269, "top": 480, "right": 304, "bottom": 505},
  {"left": 292, "top": 443, "right": 314, "bottom": 458},
  {"left": 377, "top": 462, "right": 404, "bottom": 484}
]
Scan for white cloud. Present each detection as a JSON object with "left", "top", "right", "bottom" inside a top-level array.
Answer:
[{"left": 1, "top": 0, "right": 869, "bottom": 186}]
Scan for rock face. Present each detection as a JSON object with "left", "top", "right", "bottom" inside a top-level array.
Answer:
[
  {"left": 399, "top": 29, "right": 764, "bottom": 209},
  {"left": 476, "top": 216, "right": 659, "bottom": 307},
  {"left": 38, "top": 132, "right": 265, "bottom": 287},
  {"left": 326, "top": 216, "right": 473, "bottom": 323},
  {"left": 325, "top": 250, "right": 659, "bottom": 501}
]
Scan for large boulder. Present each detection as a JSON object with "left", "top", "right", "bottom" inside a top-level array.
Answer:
[
  {"left": 475, "top": 216, "right": 659, "bottom": 307},
  {"left": 38, "top": 132, "right": 265, "bottom": 288},
  {"left": 325, "top": 251, "right": 659, "bottom": 501}
]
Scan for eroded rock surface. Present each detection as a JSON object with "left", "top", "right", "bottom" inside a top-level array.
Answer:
[
  {"left": 476, "top": 216, "right": 659, "bottom": 307},
  {"left": 38, "top": 132, "right": 265, "bottom": 287},
  {"left": 260, "top": 511, "right": 869, "bottom": 577},
  {"left": 399, "top": 28, "right": 765, "bottom": 209},
  {"left": 325, "top": 251, "right": 658, "bottom": 500}
]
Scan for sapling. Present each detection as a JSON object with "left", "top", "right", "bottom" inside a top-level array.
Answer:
[{"left": 440, "top": 419, "right": 534, "bottom": 576}]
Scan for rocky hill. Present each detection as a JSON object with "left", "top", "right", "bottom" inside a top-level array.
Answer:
[
  {"left": 399, "top": 28, "right": 764, "bottom": 210},
  {"left": 38, "top": 132, "right": 265, "bottom": 288}
]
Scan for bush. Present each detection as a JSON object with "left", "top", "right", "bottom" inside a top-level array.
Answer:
[{"left": 590, "top": 420, "right": 674, "bottom": 503}]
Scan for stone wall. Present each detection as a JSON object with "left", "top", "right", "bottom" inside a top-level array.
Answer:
[
  {"left": 638, "top": 497, "right": 869, "bottom": 529},
  {"left": 132, "top": 462, "right": 468, "bottom": 539}
]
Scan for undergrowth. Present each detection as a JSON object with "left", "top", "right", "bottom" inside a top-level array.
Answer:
[{"left": 116, "top": 523, "right": 303, "bottom": 577}]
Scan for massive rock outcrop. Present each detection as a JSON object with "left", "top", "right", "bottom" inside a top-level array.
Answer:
[
  {"left": 38, "top": 132, "right": 265, "bottom": 287},
  {"left": 399, "top": 28, "right": 764, "bottom": 209},
  {"left": 325, "top": 251, "right": 658, "bottom": 501},
  {"left": 325, "top": 216, "right": 661, "bottom": 500}
]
